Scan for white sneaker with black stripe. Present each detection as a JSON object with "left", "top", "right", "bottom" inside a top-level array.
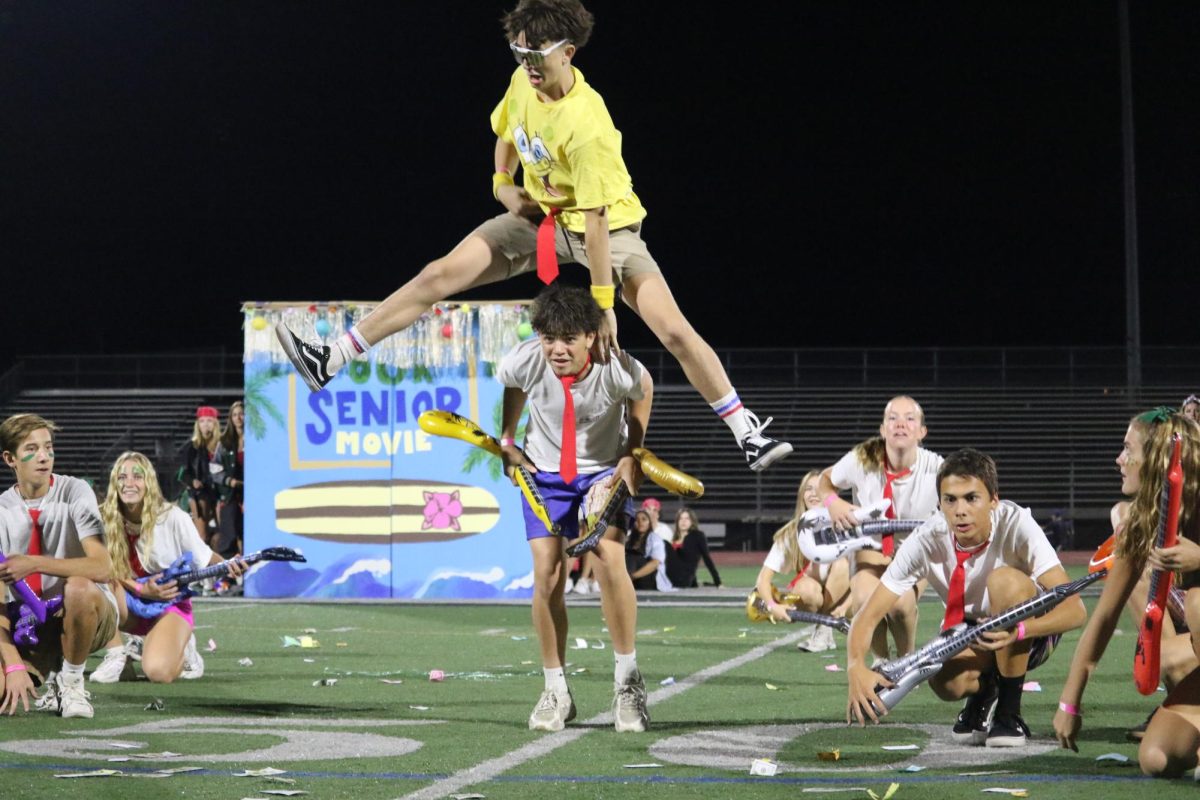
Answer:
[
  {"left": 275, "top": 323, "right": 334, "bottom": 392},
  {"left": 739, "top": 412, "right": 792, "bottom": 472}
]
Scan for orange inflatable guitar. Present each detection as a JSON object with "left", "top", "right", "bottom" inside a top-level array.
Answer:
[
  {"left": 1133, "top": 433, "right": 1184, "bottom": 696},
  {"left": 1090, "top": 532, "right": 1187, "bottom": 631}
]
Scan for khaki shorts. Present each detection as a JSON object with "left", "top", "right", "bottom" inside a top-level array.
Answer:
[
  {"left": 9, "top": 588, "right": 120, "bottom": 685},
  {"left": 471, "top": 212, "right": 662, "bottom": 283}
]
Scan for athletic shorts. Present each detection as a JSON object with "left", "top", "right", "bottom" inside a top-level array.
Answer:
[
  {"left": 964, "top": 617, "right": 1060, "bottom": 672},
  {"left": 128, "top": 598, "right": 196, "bottom": 637},
  {"left": 521, "top": 467, "right": 633, "bottom": 542},
  {"left": 472, "top": 213, "right": 662, "bottom": 283},
  {"left": 8, "top": 589, "right": 120, "bottom": 685}
]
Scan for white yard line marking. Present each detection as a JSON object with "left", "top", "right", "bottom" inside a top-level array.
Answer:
[{"left": 396, "top": 629, "right": 806, "bottom": 800}]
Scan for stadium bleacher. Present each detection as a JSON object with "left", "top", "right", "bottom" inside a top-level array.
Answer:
[{"left": 0, "top": 347, "right": 1194, "bottom": 549}]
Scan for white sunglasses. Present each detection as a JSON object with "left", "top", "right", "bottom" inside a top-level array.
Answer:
[{"left": 509, "top": 39, "right": 568, "bottom": 67}]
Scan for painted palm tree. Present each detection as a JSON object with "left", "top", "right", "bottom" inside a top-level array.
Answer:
[
  {"left": 244, "top": 365, "right": 287, "bottom": 440},
  {"left": 462, "top": 398, "right": 528, "bottom": 480}
]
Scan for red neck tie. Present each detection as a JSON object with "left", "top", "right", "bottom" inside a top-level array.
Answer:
[
  {"left": 558, "top": 356, "right": 590, "bottom": 483},
  {"left": 26, "top": 508, "right": 43, "bottom": 597},
  {"left": 880, "top": 460, "right": 911, "bottom": 556},
  {"left": 536, "top": 208, "right": 562, "bottom": 284},
  {"left": 942, "top": 538, "right": 989, "bottom": 630}
]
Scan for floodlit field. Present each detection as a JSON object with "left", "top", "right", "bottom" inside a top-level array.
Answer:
[{"left": 0, "top": 587, "right": 1187, "bottom": 799}]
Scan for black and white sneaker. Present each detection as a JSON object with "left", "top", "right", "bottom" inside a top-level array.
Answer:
[
  {"left": 985, "top": 710, "right": 1031, "bottom": 748},
  {"left": 951, "top": 679, "right": 998, "bottom": 745},
  {"left": 275, "top": 323, "right": 334, "bottom": 392},
  {"left": 739, "top": 412, "right": 793, "bottom": 472}
]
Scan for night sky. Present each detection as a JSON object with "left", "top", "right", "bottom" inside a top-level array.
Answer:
[{"left": 2, "top": 1, "right": 1197, "bottom": 374}]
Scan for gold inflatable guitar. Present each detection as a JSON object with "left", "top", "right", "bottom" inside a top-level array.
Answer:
[
  {"left": 745, "top": 587, "right": 851, "bottom": 633},
  {"left": 418, "top": 410, "right": 558, "bottom": 535},
  {"left": 566, "top": 447, "right": 704, "bottom": 557}
]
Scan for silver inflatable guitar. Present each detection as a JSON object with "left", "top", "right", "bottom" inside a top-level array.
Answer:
[
  {"left": 797, "top": 500, "right": 924, "bottom": 564},
  {"left": 872, "top": 569, "right": 1105, "bottom": 711}
]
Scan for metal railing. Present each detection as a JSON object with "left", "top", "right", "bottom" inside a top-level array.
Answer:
[
  {"left": 10, "top": 350, "right": 243, "bottom": 390},
  {"left": 8, "top": 345, "right": 1199, "bottom": 392},
  {"left": 634, "top": 345, "right": 1200, "bottom": 390}
]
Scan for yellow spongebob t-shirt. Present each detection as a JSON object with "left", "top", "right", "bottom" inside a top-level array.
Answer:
[{"left": 490, "top": 67, "right": 647, "bottom": 233}]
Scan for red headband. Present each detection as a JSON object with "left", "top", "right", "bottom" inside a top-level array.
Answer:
[{"left": 196, "top": 406, "right": 218, "bottom": 419}]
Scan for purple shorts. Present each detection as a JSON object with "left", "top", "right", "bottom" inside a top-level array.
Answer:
[
  {"left": 129, "top": 598, "right": 195, "bottom": 636},
  {"left": 521, "top": 467, "right": 633, "bottom": 541}
]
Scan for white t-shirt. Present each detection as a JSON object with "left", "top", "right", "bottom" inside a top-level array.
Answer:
[
  {"left": 0, "top": 475, "right": 114, "bottom": 605},
  {"left": 497, "top": 340, "right": 645, "bottom": 475},
  {"left": 829, "top": 446, "right": 943, "bottom": 521},
  {"left": 880, "top": 500, "right": 1062, "bottom": 619},
  {"left": 129, "top": 506, "right": 214, "bottom": 575},
  {"left": 642, "top": 530, "right": 675, "bottom": 592}
]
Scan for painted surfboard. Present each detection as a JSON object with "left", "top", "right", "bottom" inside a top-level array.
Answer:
[{"left": 274, "top": 479, "right": 501, "bottom": 544}]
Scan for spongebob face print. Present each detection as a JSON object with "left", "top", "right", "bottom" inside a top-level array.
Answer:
[{"left": 512, "top": 123, "right": 564, "bottom": 197}]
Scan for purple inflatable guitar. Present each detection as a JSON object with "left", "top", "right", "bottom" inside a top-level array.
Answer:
[
  {"left": 125, "top": 546, "right": 305, "bottom": 619},
  {"left": 0, "top": 552, "right": 64, "bottom": 647}
]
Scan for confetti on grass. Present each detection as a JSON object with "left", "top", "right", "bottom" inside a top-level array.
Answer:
[{"left": 750, "top": 758, "right": 778, "bottom": 776}]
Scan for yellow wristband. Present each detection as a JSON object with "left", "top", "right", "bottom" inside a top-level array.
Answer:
[
  {"left": 590, "top": 284, "right": 616, "bottom": 310},
  {"left": 492, "top": 171, "right": 514, "bottom": 200}
]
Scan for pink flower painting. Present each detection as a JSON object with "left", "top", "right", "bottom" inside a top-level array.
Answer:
[{"left": 422, "top": 490, "right": 463, "bottom": 531}]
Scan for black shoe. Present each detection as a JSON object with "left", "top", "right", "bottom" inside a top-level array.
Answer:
[
  {"left": 739, "top": 413, "right": 793, "bottom": 472},
  {"left": 275, "top": 324, "right": 334, "bottom": 392},
  {"left": 1127, "top": 706, "right": 1159, "bottom": 742},
  {"left": 985, "top": 711, "right": 1031, "bottom": 748},
  {"left": 951, "top": 679, "right": 998, "bottom": 745}
]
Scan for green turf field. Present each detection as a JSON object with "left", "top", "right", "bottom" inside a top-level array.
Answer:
[{"left": 0, "top": 591, "right": 1190, "bottom": 799}]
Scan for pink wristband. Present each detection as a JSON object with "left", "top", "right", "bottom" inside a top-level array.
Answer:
[
  {"left": 822, "top": 494, "right": 838, "bottom": 509},
  {"left": 1016, "top": 621, "right": 1027, "bottom": 642},
  {"left": 4, "top": 663, "right": 27, "bottom": 675},
  {"left": 499, "top": 437, "right": 516, "bottom": 448},
  {"left": 1058, "top": 701, "right": 1080, "bottom": 716}
]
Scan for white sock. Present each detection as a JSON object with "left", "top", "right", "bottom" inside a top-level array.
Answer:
[
  {"left": 106, "top": 646, "right": 124, "bottom": 658},
  {"left": 61, "top": 660, "right": 86, "bottom": 681},
  {"left": 710, "top": 390, "right": 754, "bottom": 442},
  {"left": 614, "top": 651, "right": 638, "bottom": 685},
  {"left": 544, "top": 667, "right": 568, "bottom": 693},
  {"left": 329, "top": 325, "right": 370, "bottom": 374}
]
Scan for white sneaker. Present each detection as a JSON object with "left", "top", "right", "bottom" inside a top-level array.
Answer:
[
  {"left": 528, "top": 688, "right": 577, "bottom": 732},
  {"left": 612, "top": 670, "right": 649, "bottom": 732},
  {"left": 588, "top": 578, "right": 602, "bottom": 595},
  {"left": 571, "top": 579, "right": 591, "bottom": 595},
  {"left": 56, "top": 674, "right": 94, "bottom": 719},
  {"left": 89, "top": 646, "right": 130, "bottom": 683},
  {"left": 798, "top": 625, "right": 838, "bottom": 653},
  {"left": 563, "top": 577, "right": 575, "bottom": 594},
  {"left": 181, "top": 634, "right": 205, "bottom": 680},
  {"left": 34, "top": 671, "right": 60, "bottom": 713},
  {"left": 125, "top": 635, "right": 145, "bottom": 662}
]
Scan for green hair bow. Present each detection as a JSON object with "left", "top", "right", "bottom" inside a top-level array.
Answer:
[{"left": 1136, "top": 406, "right": 1176, "bottom": 425}]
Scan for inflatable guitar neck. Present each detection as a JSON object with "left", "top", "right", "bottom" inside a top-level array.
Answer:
[
  {"left": 125, "top": 546, "right": 306, "bottom": 619},
  {"left": 1134, "top": 433, "right": 1184, "bottom": 695},
  {"left": 1090, "top": 532, "right": 1189, "bottom": 632},
  {"left": 0, "top": 552, "right": 64, "bottom": 647},
  {"left": 745, "top": 588, "right": 851, "bottom": 633},
  {"left": 873, "top": 569, "right": 1105, "bottom": 712}
]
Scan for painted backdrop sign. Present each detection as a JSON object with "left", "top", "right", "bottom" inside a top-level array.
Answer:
[{"left": 242, "top": 302, "right": 535, "bottom": 599}]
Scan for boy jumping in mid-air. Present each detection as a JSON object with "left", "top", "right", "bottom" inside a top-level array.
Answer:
[{"left": 276, "top": 0, "right": 790, "bottom": 473}]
